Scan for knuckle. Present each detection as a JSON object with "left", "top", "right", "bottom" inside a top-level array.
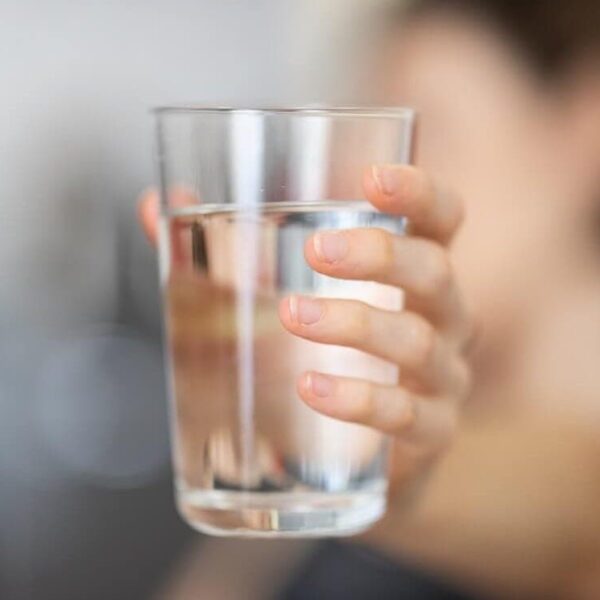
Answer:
[
  {"left": 345, "top": 229, "right": 393, "bottom": 278},
  {"left": 354, "top": 381, "right": 377, "bottom": 423},
  {"left": 416, "top": 170, "right": 437, "bottom": 212},
  {"left": 371, "top": 228, "right": 395, "bottom": 275},
  {"left": 404, "top": 314, "right": 437, "bottom": 368},
  {"left": 346, "top": 302, "right": 371, "bottom": 343},
  {"left": 421, "top": 246, "right": 453, "bottom": 297},
  {"left": 437, "top": 185, "right": 464, "bottom": 234},
  {"left": 395, "top": 394, "right": 417, "bottom": 434},
  {"left": 403, "top": 167, "right": 429, "bottom": 211}
]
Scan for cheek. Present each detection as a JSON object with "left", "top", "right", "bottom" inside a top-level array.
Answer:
[
  {"left": 452, "top": 208, "right": 524, "bottom": 317},
  {"left": 414, "top": 106, "right": 565, "bottom": 336},
  {"left": 449, "top": 183, "right": 555, "bottom": 344},
  {"left": 385, "top": 38, "right": 574, "bottom": 336}
]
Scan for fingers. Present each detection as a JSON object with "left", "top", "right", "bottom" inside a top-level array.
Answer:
[
  {"left": 279, "top": 296, "right": 468, "bottom": 395},
  {"left": 297, "top": 372, "right": 457, "bottom": 451},
  {"left": 138, "top": 189, "right": 159, "bottom": 245},
  {"left": 363, "top": 164, "right": 463, "bottom": 245},
  {"left": 304, "top": 228, "right": 469, "bottom": 334},
  {"left": 137, "top": 187, "right": 199, "bottom": 247}
]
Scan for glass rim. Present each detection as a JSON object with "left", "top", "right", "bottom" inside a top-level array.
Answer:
[{"left": 153, "top": 105, "right": 416, "bottom": 119}]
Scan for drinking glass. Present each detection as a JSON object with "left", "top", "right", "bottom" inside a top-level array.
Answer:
[{"left": 155, "top": 106, "right": 415, "bottom": 537}]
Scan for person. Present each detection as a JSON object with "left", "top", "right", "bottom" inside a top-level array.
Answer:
[{"left": 140, "top": 0, "right": 600, "bottom": 598}]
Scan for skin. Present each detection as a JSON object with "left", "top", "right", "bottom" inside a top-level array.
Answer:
[
  {"left": 140, "top": 166, "right": 471, "bottom": 478},
  {"left": 363, "top": 13, "right": 600, "bottom": 600},
  {"left": 142, "top": 169, "right": 472, "bottom": 586},
  {"left": 145, "top": 13, "right": 600, "bottom": 600}
]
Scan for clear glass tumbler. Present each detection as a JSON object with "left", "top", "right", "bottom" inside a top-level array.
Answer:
[{"left": 155, "top": 106, "right": 415, "bottom": 537}]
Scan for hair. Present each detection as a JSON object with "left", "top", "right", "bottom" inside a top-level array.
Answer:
[{"left": 390, "top": 0, "right": 600, "bottom": 81}]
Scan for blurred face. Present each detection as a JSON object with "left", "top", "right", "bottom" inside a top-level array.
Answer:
[{"left": 380, "top": 15, "right": 600, "bottom": 356}]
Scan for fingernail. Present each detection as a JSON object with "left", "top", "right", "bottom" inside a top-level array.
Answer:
[
  {"left": 313, "top": 231, "right": 348, "bottom": 263},
  {"left": 289, "top": 295, "right": 322, "bottom": 325},
  {"left": 307, "top": 372, "right": 335, "bottom": 397},
  {"left": 372, "top": 165, "right": 399, "bottom": 196}
]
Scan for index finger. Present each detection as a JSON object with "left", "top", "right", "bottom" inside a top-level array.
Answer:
[{"left": 363, "top": 165, "right": 463, "bottom": 245}]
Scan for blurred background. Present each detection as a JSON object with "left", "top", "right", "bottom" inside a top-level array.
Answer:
[
  {"left": 0, "top": 1, "right": 392, "bottom": 598},
  {"left": 6, "top": 1, "right": 600, "bottom": 599}
]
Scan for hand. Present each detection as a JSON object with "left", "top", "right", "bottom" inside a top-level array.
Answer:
[
  {"left": 276, "top": 165, "right": 472, "bottom": 495},
  {"left": 139, "top": 165, "right": 472, "bottom": 498}
]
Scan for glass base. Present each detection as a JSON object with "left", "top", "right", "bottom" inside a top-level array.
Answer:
[{"left": 177, "top": 489, "right": 386, "bottom": 538}]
